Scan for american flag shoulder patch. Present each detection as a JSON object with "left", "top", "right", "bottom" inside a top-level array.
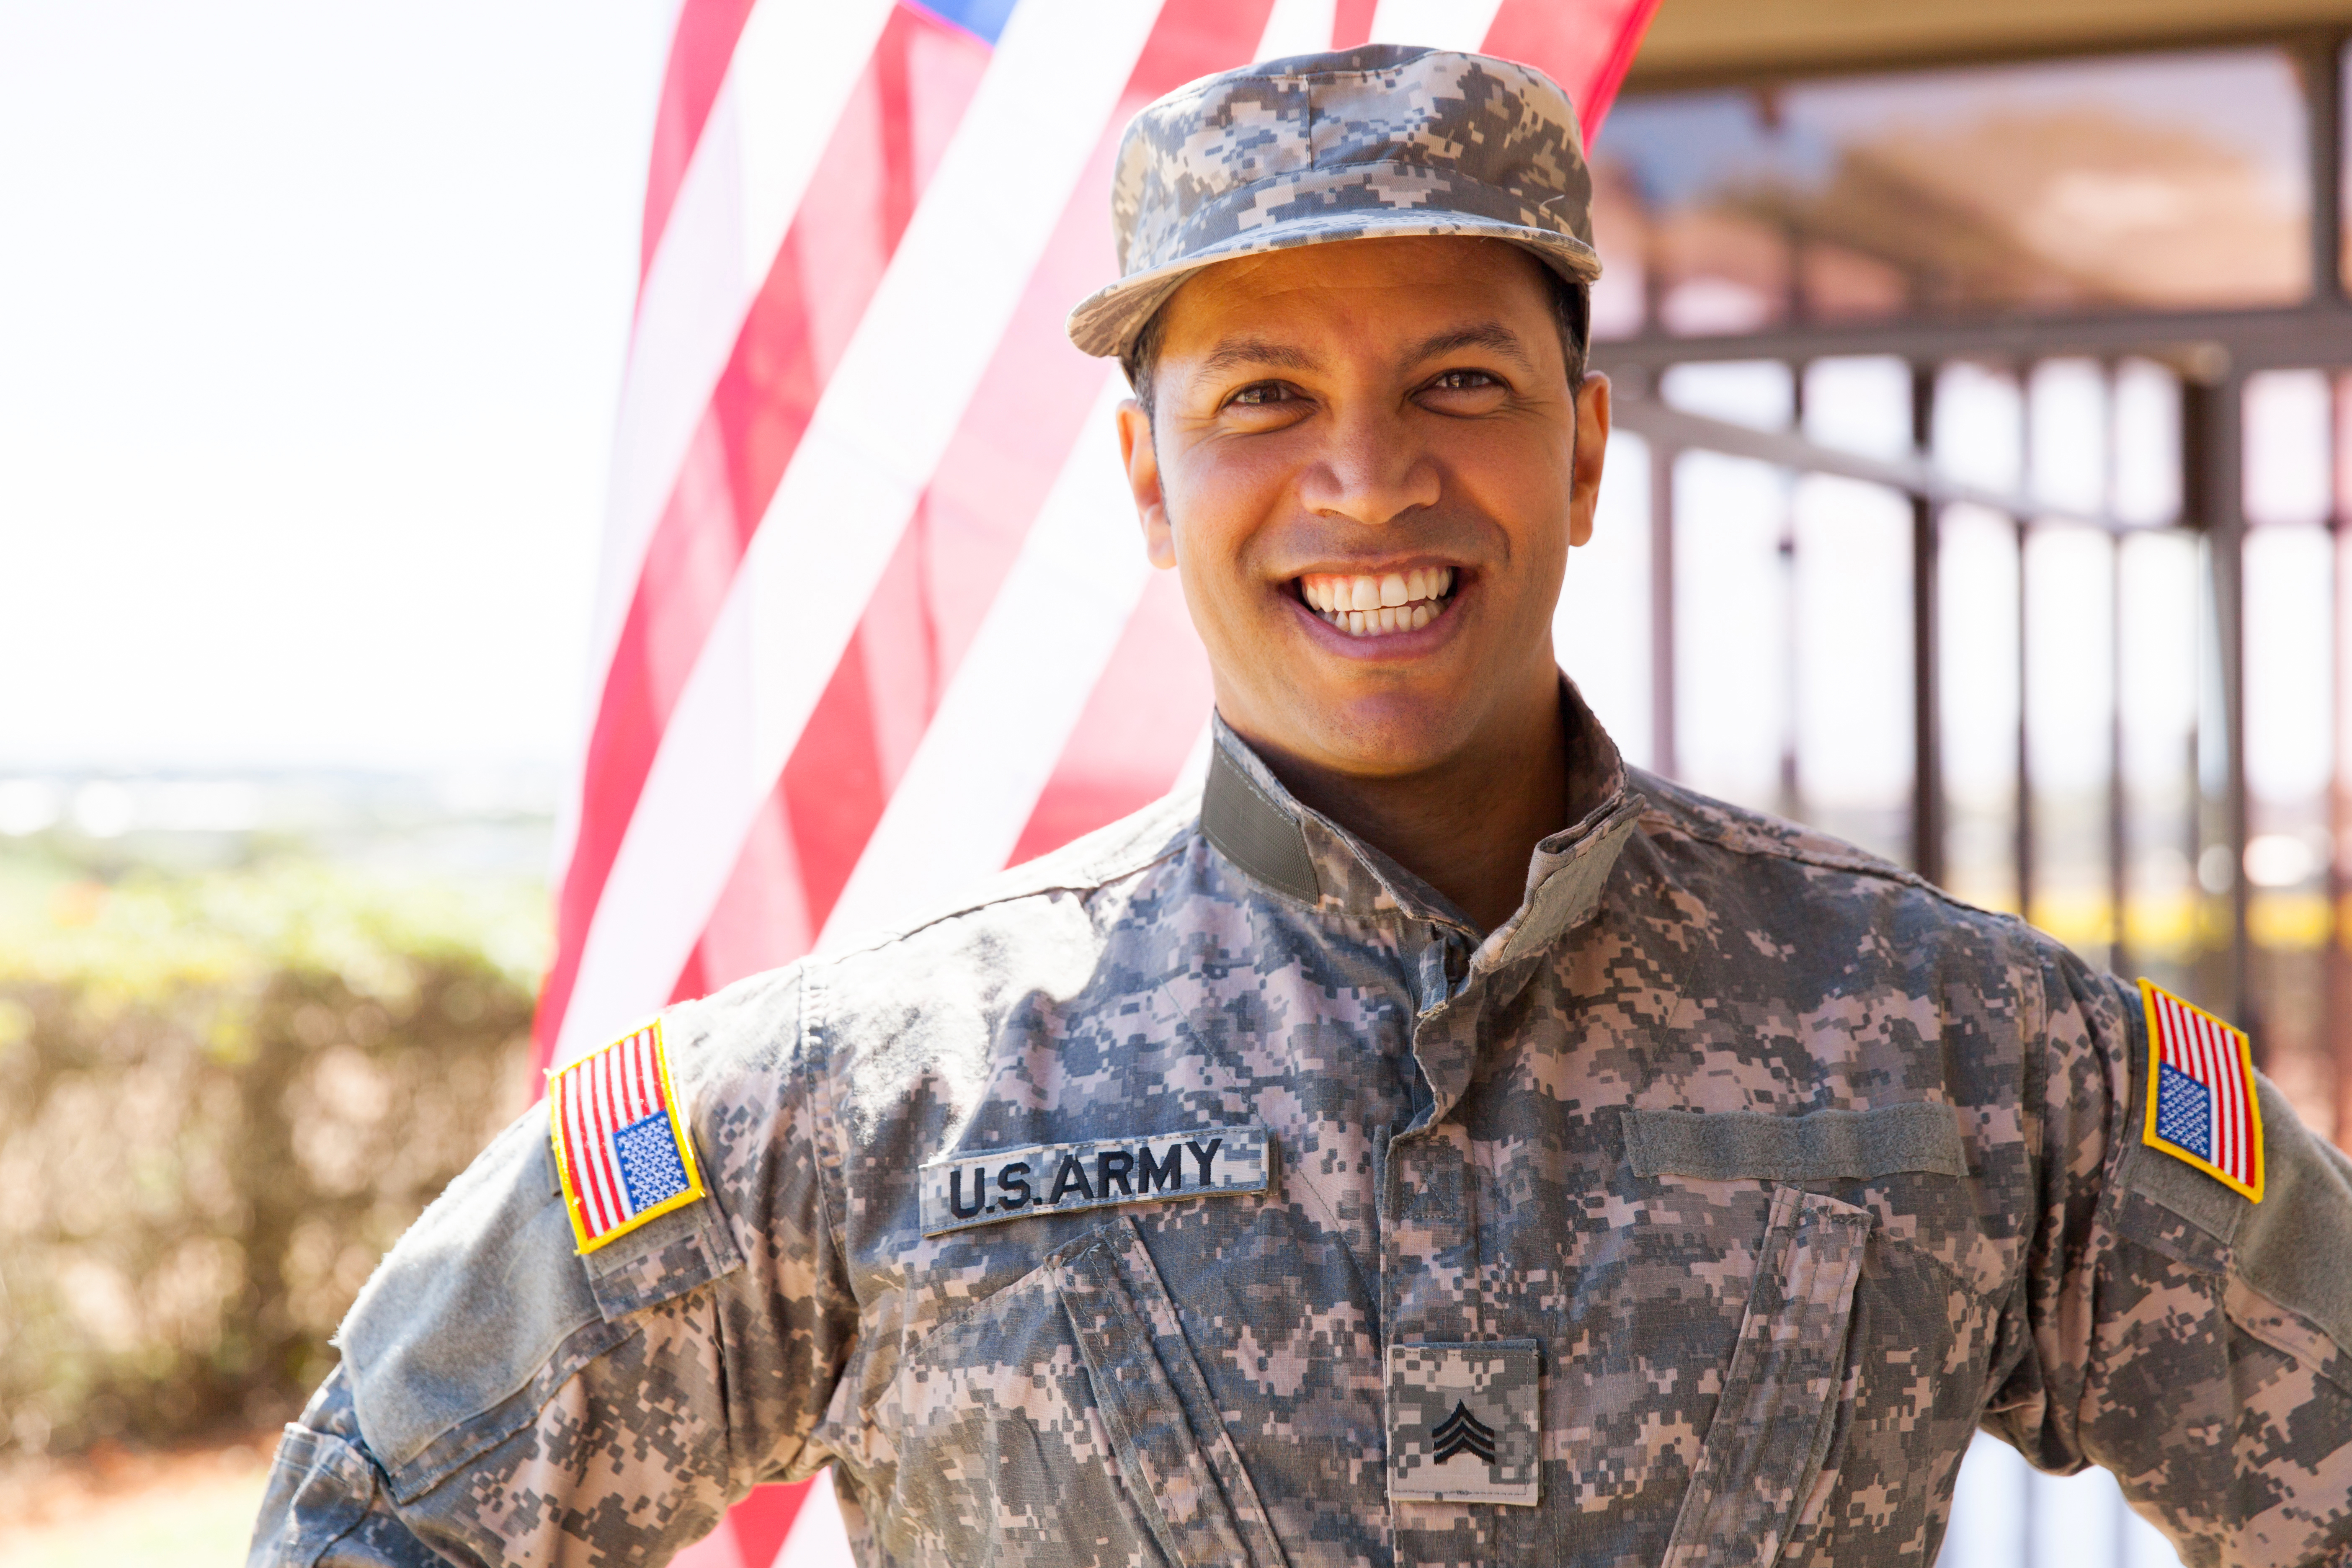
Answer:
[
  {"left": 2138, "top": 978, "right": 2264, "bottom": 1202},
  {"left": 548, "top": 1020, "right": 709, "bottom": 1253}
]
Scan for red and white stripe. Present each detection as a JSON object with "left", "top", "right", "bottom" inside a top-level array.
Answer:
[
  {"left": 2150, "top": 986, "right": 2259, "bottom": 1191},
  {"left": 552, "top": 2, "right": 1661, "bottom": 1561},
  {"left": 553, "top": 1025, "right": 679, "bottom": 1242}
]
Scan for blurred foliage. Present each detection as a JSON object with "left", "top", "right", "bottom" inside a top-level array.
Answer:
[{"left": 0, "top": 852, "right": 544, "bottom": 1458}]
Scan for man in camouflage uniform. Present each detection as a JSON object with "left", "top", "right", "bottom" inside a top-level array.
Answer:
[{"left": 251, "top": 45, "right": 2352, "bottom": 1568}]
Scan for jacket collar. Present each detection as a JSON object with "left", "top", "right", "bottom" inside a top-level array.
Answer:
[{"left": 1199, "top": 676, "right": 1644, "bottom": 964}]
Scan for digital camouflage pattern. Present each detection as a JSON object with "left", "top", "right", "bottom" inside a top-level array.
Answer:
[
  {"left": 1387, "top": 1341, "right": 1541, "bottom": 1504},
  {"left": 1065, "top": 44, "right": 1602, "bottom": 360},
  {"left": 249, "top": 684, "right": 2352, "bottom": 1568}
]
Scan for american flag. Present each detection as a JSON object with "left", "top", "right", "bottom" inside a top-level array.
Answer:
[
  {"left": 548, "top": 1021, "right": 707, "bottom": 1252},
  {"left": 542, "top": 1, "right": 1662, "bottom": 1562},
  {"left": 2140, "top": 979, "right": 2265, "bottom": 1203}
]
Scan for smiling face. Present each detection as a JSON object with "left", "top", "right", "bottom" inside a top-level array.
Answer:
[{"left": 1117, "top": 235, "right": 1610, "bottom": 788}]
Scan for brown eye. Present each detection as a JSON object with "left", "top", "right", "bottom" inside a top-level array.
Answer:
[
  {"left": 1229, "top": 382, "right": 1294, "bottom": 407},
  {"left": 1431, "top": 369, "right": 1500, "bottom": 392}
]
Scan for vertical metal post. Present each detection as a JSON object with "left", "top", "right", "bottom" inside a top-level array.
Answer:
[
  {"left": 2302, "top": 35, "right": 2344, "bottom": 306},
  {"left": 2016, "top": 516, "right": 2035, "bottom": 923},
  {"left": 2221, "top": 385, "right": 2255, "bottom": 1044},
  {"left": 2305, "top": 36, "right": 2342, "bottom": 1142},
  {"left": 2017, "top": 364, "right": 2037, "bottom": 923},
  {"left": 2187, "top": 708, "right": 2205, "bottom": 1006},
  {"left": 2330, "top": 375, "right": 2352, "bottom": 1147},
  {"left": 1911, "top": 363, "right": 1945, "bottom": 885},
  {"left": 2108, "top": 362, "right": 2133, "bottom": 977},
  {"left": 2300, "top": 31, "right": 2342, "bottom": 1098},
  {"left": 2110, "top": 532, "right": 2132, "bottom": 976},
  {"left": 1650, "top": 436, "right": 1678, "bottom": 779},
  {"left": 1782, "top": 363, "right": 1805, "bottom": 823},
  {"left": 1779, "top": 526, "right": 1802, "bottom": 821},
  {"left": 2186, "top": 373, "right": 2254, "bottom": 1039},
  {"left": 2019, "top": 1467, "right": 2040, "bottom": 1568}
]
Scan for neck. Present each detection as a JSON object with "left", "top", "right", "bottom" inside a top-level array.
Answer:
[{"left": 1245, "top": 682, "right": 1571, "bottom": 934}]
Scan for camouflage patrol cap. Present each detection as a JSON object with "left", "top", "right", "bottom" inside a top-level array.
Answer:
[{"left": 1067, "top": 44, "right": 1602, "bottom": 361}]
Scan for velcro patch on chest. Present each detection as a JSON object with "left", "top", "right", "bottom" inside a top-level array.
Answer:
[
  {"left": 2140, "top": 977, "right": 2264, "bottom": 1202},
  {"left": 918, "top": 1124, "right": 1270, "bottom": 1237},
  {"left": 1388, "top": 1341, "right": 1541, "bottom": 1506}
]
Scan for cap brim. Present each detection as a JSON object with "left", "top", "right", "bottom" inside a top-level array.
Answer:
[{"left": 1066, "top": 211, "right": 1602, "bottom": 361}]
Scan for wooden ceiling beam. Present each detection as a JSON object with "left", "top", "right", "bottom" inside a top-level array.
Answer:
[{"left": 1626, "top": 0, "right": 2352, "bottom": 90}]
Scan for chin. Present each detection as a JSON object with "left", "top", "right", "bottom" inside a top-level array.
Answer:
[{"left": 1289, "top": 696, "right": 1481, "bottom": 780}]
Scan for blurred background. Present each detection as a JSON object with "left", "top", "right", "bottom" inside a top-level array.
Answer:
[
  {"left": 6, "top": 0, "right": 2352, "bottom": 1565},
  {"left": 0, "top": 1, "right": 663, "bottom": 1558}
]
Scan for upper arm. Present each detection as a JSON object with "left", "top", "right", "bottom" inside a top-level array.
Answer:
[
  {"left": 250, "top": 963, "right": 854, "bottom": 1567},
  {"left": 1992, "top": 955, "right": 2352, "bottom": 1566}
]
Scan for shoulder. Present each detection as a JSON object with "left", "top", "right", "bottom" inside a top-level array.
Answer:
[
  {"left": 632, "top": 789, "right": 1210, "bottom": 1158},
  {"left": 655, "top": 787, "right": 1202, "bottom": 1068},
  {"left": 1616, "top": 768, "right": 2076, "bottom": 1103},
  {"left": 1625, "top": 766, "right": 2028, "bottom": 948},
  {"left": 1630, "top": 765, "right": 1928, "bottom": 885},
  {"left": 334, "top": 1098, "right": 745, "bottom": 1498},
  {"left": 836, "top": 785, "right": 1203, "bottom": 957},
  {"left": 802, "top": 785, "right": 1204, "bottom": 1019}
]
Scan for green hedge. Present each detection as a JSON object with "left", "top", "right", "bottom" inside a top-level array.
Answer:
[{"left": 0, "top": 859, "right": 544, "bottom": 1457}]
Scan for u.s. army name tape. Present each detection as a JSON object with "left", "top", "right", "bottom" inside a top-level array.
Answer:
[{"left": 919, "top": 1124, "right": 1271, "bottom": 1236}]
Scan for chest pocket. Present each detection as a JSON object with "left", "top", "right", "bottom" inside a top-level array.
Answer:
[
  {"left": 1627, "top": 1104, "right": 1967, "bottom": 1568},
  {"left": 1658, "top": 1184, "right": 1872, "bottom": 1568},
  {"left": 870, "top": 1216, "right": 1287, "bottom": 1568}
]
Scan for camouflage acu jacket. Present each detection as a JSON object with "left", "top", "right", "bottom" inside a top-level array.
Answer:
[{"left": 252, "top": 690, "right": 2352, "bottom": 1568}]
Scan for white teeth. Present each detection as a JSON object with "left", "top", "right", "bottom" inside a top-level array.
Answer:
[
  {"left": 1313, "top": 597, "right": 1451, "bottom": 637},
  {"left": 1300, "top": 567, "right": 1458, "bottom": 636}
]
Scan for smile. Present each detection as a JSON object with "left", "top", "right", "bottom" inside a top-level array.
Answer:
[{"left": 1297, "top": 567, "right": 1457, "bottom": 637}]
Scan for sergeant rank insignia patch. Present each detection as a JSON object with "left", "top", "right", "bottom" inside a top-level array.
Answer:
[
  {"left": 1387, "top": 1341, "right": 1540, "bottom": 1506},
  {"left": 548, "top": 1020, "right": 710, "bottom": 1253},
  {"left": 2139, "top": 978, "right": 2264, "bottom": 1202}
]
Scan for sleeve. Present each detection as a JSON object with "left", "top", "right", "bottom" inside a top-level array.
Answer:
[
  {"left": 246, "top": 964, "right": 859, "bottom": 1568},
  {"left": 1981, "top": 947, "right": 2352, "bottom": 1568}
]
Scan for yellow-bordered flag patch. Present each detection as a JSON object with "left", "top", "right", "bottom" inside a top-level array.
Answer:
[
  {"left": 549, "top": 1019, "right": 708, "bottom": 1253},
  {"left": 2139, "top": 978, "right": 2264, "bottom": 1202}
]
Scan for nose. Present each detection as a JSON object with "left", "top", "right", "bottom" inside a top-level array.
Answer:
[{"left": 1297, "top": 405, "right": 1441, "bottom": 526}]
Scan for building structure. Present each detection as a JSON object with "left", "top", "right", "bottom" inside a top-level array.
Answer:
[
  {"left": 1590, "top": 0, "right": 2352, "bottom": 1141},
  {"left": 1582, "top": 10, "right": 2352, "bottom": 1558}
]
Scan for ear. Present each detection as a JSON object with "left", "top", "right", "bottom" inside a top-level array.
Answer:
[
  {"left": 1567, "top": 372, "right": 1611, "bottom": 550},
  {"left": 1117, "top": 399, "right": 1176, "bottom": 570}
]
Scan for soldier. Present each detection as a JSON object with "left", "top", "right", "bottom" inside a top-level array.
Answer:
[{"left": 251, "top": 44, "right": 2352, "bottom": 1568}]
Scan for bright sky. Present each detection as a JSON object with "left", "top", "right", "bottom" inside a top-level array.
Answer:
[
  {"left": 4, "top": 1, "right": 2336, "bottom": 861},
  {"left": 0, "top": 0, "right": 673, "bottom": 774}
]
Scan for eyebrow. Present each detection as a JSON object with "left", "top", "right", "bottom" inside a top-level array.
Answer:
[
  {"left": 1193, "top": 321, "right": 1537, "bottom": 381},
  {"left": 1199, "top": 337, "right": 1323, "bottom": 377},
  {"left": 1406, "top": 322, "right": 1537, "bottom": 368}
]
